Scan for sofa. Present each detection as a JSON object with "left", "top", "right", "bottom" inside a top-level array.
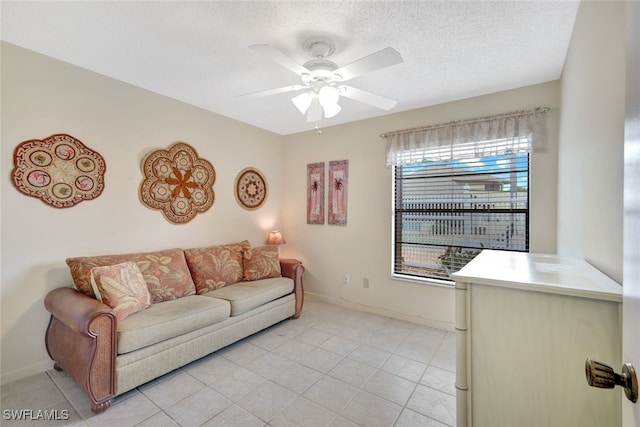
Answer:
[{"left": 43, "top": 240, "right": 304, "bottom": 414}]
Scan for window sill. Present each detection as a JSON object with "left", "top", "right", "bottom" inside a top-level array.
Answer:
[{"left": 392, "top": 273, "right": 455, "bottom": 288}]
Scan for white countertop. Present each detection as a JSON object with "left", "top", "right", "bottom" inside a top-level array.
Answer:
[{"left": 451, "top": 250, "right": 622, "bottom": 302}]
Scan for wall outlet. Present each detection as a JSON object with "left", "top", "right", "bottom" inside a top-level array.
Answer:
[
  {"left": 363, "top": 278, "right": 370, "bottom": 288},
  {"left": 343, "top": 273, "right": 350, "bottom": 284}
]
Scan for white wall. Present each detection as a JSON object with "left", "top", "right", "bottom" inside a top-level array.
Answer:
[
  {"left": 281, "top": 81, "right": 560, "bottom": 330},
  {"left": 0, "top": 42, "right": 285, "bottom": 384},
  {"left": 557, "top": 0, "right": 626, "bottom": 283}
]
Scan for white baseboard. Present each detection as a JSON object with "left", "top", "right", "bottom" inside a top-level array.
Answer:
[
  {"left": 1, "top": 359, "right": 53, "bottom": 386},
  {"left": 305, "top": 292, "right": 455, "bottom": 332}
]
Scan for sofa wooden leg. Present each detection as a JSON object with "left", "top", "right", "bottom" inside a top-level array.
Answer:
[
  {"left": 91, "top": 398, "right": 112, "bottom": 414},
  {"left": 53, "top": 362, "right": 63, "bottom": 372}
]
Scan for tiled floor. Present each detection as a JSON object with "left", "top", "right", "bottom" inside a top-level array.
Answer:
[{"left": 1, "top": 299, "right": 456, "bottom": 427}]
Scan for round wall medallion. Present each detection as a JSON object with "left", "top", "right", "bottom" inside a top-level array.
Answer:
[{"left": 235, "top": 167, "right": 268, "bottom": 210}]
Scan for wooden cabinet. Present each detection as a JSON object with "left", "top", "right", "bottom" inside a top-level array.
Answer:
[{"left": 452, "top": 250, "right": 622, "bottom": 427}]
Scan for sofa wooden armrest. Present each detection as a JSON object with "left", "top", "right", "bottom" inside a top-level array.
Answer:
[
  {"left": 280, "top": 258, "right": 305, "bottom": 318},
  {"left": 44, "top": 287, "right": 117, "bottom": 413}
]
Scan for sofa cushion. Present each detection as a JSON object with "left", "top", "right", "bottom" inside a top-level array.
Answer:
[
  {"left": 184, "top": 240, "right": 250, "bottom": 294},
  {"left": 242, "top": 245, "right": 281, "bottom": 281},
  {"left": 203, "top": 276, "right": 293, "bottom": 316},
  {"left": 117, "top": 295, "right": 230, "bottom": 354},
  {"left": 90, "top": 261, "right": 151, "bottom": 321},
  {"left": 67, "top": 248, "right": 196, "bottom": 303}
]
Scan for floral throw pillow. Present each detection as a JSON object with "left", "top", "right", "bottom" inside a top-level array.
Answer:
[
  {"left": 243, "top": 245, "right": 281, "bottom": 281},
  {"left": 67, "top": 248, "right": 196, "bottom": 303},
  {"left": 184, "top": 241, "right": 250, "bottom": 294},
  {"left": 90, "top": 261, "right": 151, "bottom": 321}
]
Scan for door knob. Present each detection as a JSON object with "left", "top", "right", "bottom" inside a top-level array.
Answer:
[{"left": 585, "top": 358, "right": 638, "bottom": 403}]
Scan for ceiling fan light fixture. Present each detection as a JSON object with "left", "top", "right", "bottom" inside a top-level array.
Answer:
[
  {"left": 322, "top": 101, "right": 342, "bottom": 119},
  {"left": 292, "top": 91, "right": 313, "bottom": 114},
  {"left": 318, "top": 85, "right": 341, "bottom": 118}
]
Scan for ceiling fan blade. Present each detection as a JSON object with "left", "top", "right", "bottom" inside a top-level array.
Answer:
[
  {"left": 339, "top": 85, "right": 398, "bottom": 110},
  {"left": 334, "top": 47, "right": 403, "bottom": 81},
  {"left": 249, "top": 44, "right": 310, "bottom": 76},
  {"left": 238, "top": 84, "right": 306, "bottom": 98}
]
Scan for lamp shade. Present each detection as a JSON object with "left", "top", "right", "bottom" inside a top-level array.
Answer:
[
  {"left": 292, "top": 92, "right": 313, "bottom": 114},
  {"left": 266, "top": 230, "right": 286, "bottom": 245},
  {"left": 318, "top": 86, "right": 341, "bottom": 118}
]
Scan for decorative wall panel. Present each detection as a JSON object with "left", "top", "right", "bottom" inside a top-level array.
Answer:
[
  {"left": 307, "top": 162, "right": 325, "bottom": 224},
  {"left": 328, "top": 160, "right": 348, "bottom": 225}
]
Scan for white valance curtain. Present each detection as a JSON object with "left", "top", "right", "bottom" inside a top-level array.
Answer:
[{"left": 383, "top": 108, "right": 548, "bottom": 167}]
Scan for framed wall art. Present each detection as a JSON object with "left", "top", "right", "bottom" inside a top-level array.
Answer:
[
  {"left": 328, "top": 160, "right": 348, "bottom": 225},
  {"left": 307, "top": 162, "right": 324, "bottom": 224},
  {"left": 11, "top": 133, "right": 106, "bottom": 208},
  {"left": 139, "top": 142, "right": 216, "bottom": 224}
]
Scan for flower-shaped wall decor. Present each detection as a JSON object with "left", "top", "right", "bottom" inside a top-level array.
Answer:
[
  {"left": 140, "top": 142, "right": 215, "bottom": 224},
  {"left": 11, "top": 134, "right": 106, "bottom": 208}
]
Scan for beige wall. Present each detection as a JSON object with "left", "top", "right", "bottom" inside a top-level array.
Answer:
[
  {"left": 1, "top": 41, "right": 561, "bottom": 384},
  {"left": 1, "top": 42, "right": 286, "bottom": 384},
  {"left": 557, "top": 0, "right": 626, "bottom": 283},
  {"left": 281, "top": 82, "right": 560, "bottom": 331},
  {"left": 18, "top": 5, "right": 631, "bottom": 380}
]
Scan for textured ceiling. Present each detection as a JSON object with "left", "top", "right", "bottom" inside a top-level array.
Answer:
[{"left": 1, "top": 1, "right": 580, "bottom": 135}]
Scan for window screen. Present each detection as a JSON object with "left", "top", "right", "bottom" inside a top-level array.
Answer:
[{"left": 393, "top": 151, "right": 529, "bottom": 281}]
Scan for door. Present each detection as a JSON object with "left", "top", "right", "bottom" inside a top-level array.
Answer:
[{"left": 623, "top": 1, "right": 640, "bottom": 425}]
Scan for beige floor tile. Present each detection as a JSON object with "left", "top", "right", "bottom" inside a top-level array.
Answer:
[
  {"left": 296, "top": 347, "right": 343, "bottom": 374},
  {"left": 303, "top": 376, "right": 358, "bottom": 413},
  {"left": 420, "top": 365, "right": 456, "bottom": 396},
  {"left": 201, "top": 404, "right": 265, "bottom": 427},
  {"left": 2, "top": 372, "right": 68, "bottom": 411},
  {"left": 363, "top": 370, "right": 417, "bottom": 406},
  {"left": 395, "top": 408, "right": 449, "bottom": 427},
  {"left": 164, "top": 387, "right": 231, "bottom": 427},
  {"left": 340, "top": 390, "right": 402, "bottom": 427},
  {"left": 184, "top": 354, "right": 240, "bottom": 385},
  {"left": 406, "top": 384, "right": 456, "bottom": 427},
  {"left": 140, "top": 371, "right": 205, "bottom": 409},
  {"left": 319, "top": 336, "right": 359, "bottom": 357},
  {"left": 347, "top": 344, "right": 391, "bottom": 368},
  {"left": 237, "top": 381, "right": 297, "bottom": 422},
  {"left": 136, "top": 411, "right": 180, "bottom": 427},
  {"left": 83, "top": 392, "right": 160, "bottom": 427},
  {"left": 271, "top": 338, "right": 316, "bottom": 361},
  {"left": 218, "top": 341, "right": 267, "bottom": 366},
  {"left": 270, "top": 396, "right": 336, "bottom": 427},
  {"left": 210, "top": 367, "right": 266, "bottom": 402},
  {"left": 381, "top": 354, "right": 427, "bottom": 382},
  {"left": 245, "top": 351, "right": 295, "bottom": 380},
  {"left": 328, "top": 358, "right": 376, "bottom": 388},
  {"left": 8, "top": 300, "right": 457, "bottom": 427}
]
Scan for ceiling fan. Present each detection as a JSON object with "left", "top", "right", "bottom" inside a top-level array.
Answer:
[{"left": 241, "top": 37, "right": 403, "bottom": 122}]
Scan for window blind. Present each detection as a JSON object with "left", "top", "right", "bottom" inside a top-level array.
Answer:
[{"left": 393, "top": 151, "right": 529, "bottom": 281}]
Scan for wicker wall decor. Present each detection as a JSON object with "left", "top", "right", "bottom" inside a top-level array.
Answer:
[
  {"left": 139, "top": 142, "right": 216, "bottom": 224},
  {"left": 11, "top": 133, "right": 106, "bottom": 208},
  {"left": 234, "top": 167, "right": 268, "bottom": 210}
]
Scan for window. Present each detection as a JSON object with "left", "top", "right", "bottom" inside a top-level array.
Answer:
[{"left": 392, "top": 149, "right": 529, "bottom": 282}]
